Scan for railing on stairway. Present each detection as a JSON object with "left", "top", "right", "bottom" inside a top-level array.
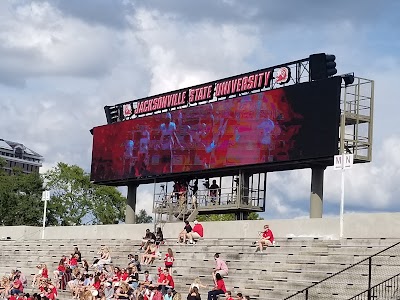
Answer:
[
  {"left": 349, "top": 272, "right": 400, "bottom": 300},
  {"left": 284, "top": 240, "right": 400, "bottom": 300}
]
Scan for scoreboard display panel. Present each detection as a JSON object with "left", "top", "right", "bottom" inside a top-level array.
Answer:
[{"left": 90, "top": 77, "right": 341, "bottom": 184}]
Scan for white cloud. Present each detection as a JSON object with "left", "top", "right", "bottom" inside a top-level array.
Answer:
[
  {"left": 0, "top": 0, "right": 399, "bottom": 220},
  {"left": 0, "top": 1, "right": 119, "bottom": 85},
  {"left": 133, "top": 9, "right": 260, "bottom": 94}
]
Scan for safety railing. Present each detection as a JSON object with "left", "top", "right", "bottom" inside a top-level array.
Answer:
[
  {"left": 349, "top": 272, "right": 400, "bottom": 300},
  {"left": 284, "top": 241, "right": 400, "bottom": 300},
  {"left": 154, "top": 187, "right": 264, "bottom": 211}
]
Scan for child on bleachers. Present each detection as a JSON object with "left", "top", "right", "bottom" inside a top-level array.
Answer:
[
  {"left": 187, "top": 286, "right": 201, "bottom": 300},
  {"left": 224, "top": 291, "right": 234, "bottom": 300},
  {"left": 235, "top": 292, "right": 243, "bottom": 300},
  {"left": 164, "top": 248, "right": 175, "bottom": 275},
  {"left": 189, "top": 277, "right": 207, "bottom": 294}
]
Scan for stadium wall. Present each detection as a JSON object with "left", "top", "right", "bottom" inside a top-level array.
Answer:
[{"left": 1, "top": 212, "right": 398, "bottom": 241}]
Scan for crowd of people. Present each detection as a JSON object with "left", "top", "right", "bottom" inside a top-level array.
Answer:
[{"left": 0, "top": 222, "right": 274, "bottom": 300}]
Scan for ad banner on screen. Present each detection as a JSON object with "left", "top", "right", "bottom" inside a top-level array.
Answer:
[{"left": 91, "top": 77, "right": 341, "bottom": 184}]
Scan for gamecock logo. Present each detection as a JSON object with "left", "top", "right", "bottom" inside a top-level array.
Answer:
[
  {"left": 275, "top": 67, "right": 291, "bottom": 84},
  {"left": 123, "top": 104, "right": 133, "bottom": 117}
]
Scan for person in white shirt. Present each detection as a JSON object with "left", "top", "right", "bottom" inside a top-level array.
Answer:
[{"left": 159, "top": 113, "right": 183, "bottom": 173}]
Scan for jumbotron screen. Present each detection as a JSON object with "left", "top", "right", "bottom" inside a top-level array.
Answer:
[{"left": 91, "top": 77, "right": 341, "bottom": 183}]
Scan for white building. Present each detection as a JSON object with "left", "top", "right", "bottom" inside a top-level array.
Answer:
[{"left": 0, "top": 139, "right": 43, "bottom": 174}]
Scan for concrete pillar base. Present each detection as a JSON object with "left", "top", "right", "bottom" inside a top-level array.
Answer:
[
  {"left": 126, "top": 184, "right": 138, "bottom": 224},
  {"left": 310, "top": 167, "right": 325, "bottom": 218}
]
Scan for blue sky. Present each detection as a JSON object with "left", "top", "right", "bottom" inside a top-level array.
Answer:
[{"left": 1, "top": 0, "right": 399, "bottom": 220}]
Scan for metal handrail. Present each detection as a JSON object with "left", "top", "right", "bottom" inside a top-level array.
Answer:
[
  {"left": 284, "top": 240, "right": 400, "bottom": 300},
  {"left": 348, "top": 272, "right": 400, "bottom": 300}
]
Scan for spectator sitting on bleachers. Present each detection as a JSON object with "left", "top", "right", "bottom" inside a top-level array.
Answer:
[
  {"left": 155, "top": 227, "right": 164, "bottom": 245},
  {"left": 53, "top": 259, "right": 66, "bottom": 287},
  {"left": 103, "top": 281, "right": 114, "bottom": 300},
  {"left": 211, "top": 253, "right": 228, "bottom": 284},
  {"left": 189, "top": 277, "right": 207, "bottom": 294},
  {"left": 82, "top": 259, "right": 89, "bottom": 272},
  {"left": 128, "top": 254, "right": 142, "bottom": 272},
  {"left": 141, "top": 270, "right": 153, "bottom": 285},
  {"left": 159, "top": 268, "right": 174, "bottom": 295},
  {"left": 93, "top": 246, "right": 112, "bottom": 268},
  {"left": 10, "top": 274, "right": 24, "bottom": 295},
  {"left": 235, "top": 292, "right": 243, "bottom": 300},
  {"left": 67, "top": 269, "right": 81, "bottom": 297},
  {"left": 141, "top": 241, "right": 158, "bottom": 265},
  {"left": 112, "top": 267, "right": 122, "bottom": 282},
  {"left": 73, "top": 247, "right": 82, "bottom": 263},
  {"left": 127, "top": 266, "right": 139, "bottom": 289},
  {"left": 225, "top": 291, "right": 234, "bottom": 300},
  {"left": 187, "top": 286, "right": 201, "bottom": 300},
  {"left": 69, "top": 254, "right": 79, "bottom": 269},
  {"left": 43, "top": 278, "right": 57, "bottom": 300},
  {"left": 115, "top": 281, "right": 131, "bottom": 300},
  {"left": 140, "top": 229, "right": 156, "bottom": 251},
  {"left": 32, "top": 264, "right": 47, "bottom": 287},
  {"left": 15, "top": 270, "right": 27, "bottom": 289},
  {"left": 207, "top": 273, "right": 226, "bottom": 300},
  {"left": 120, "top": 268, "right": 129, "bottom": 282},
  {"left": 59, "top": 265, "right": 72, "bottom": 291},
  {"left": 164, "top": 288, "right": 174, "bottom": 300},
  {"left": 177, "top": 220, "right": 192, "bottom": 244},
  {"left": 187, "top": 220, "right": 204, "bottom": 244},
  {"left": 0, "top": 276, "right": 10, "bottom": 297},
  {"left": 254, "top": 224, "right": 274, "bottom": 253}
]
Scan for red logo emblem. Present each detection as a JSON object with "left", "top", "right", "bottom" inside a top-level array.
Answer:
[
  {"left": 123, "top": 104, "right": 133, "bottom": 117},
  {"left": 275, "top": 67, "right": 291, "bottom": 84}
]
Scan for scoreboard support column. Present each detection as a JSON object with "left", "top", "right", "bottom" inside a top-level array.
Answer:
[
  {"left": 126, "top": 183, "right": 138, "bottom": 224},
  {"left": 310, "top": 166, "right": 326, "bottom": 218}
]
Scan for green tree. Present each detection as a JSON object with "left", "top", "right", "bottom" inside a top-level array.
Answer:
[
  {"left": 197, "top": 212, "right": 263, "bottom": 222},
  {"left": 248, "top": 212, "right": 264, "bottom": 220},
  {"left": 0, "top": 166, "right": 44, "bottom": 226},
  {"left": 44, "top": 162, "right": 126, "bottom": 225},
  {"left": 135, "top": 209, "right": 153, "bottom": 223}
]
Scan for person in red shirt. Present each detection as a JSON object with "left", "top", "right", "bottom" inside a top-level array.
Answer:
[
  {"left": 10, "top": 276, "right": 23, "bottom": 295},
  {"left": 156, "top": 267, "right": 165, "bottom": 284},
  {"left": 224, "top": 291, "right": 235, "bottom": 300},
  {"left": 69, "top": 254, "right": 78, "bottom": 269},
  {"left": 207, "top": 273, "right": 226, "bottom": 300},
  {"left": 161, "top": 269, "right": 174, "bottom": 291},
  {"left": 120, "top": 268, "right": 129, "bottom": 281},
  {"left": 92, "top": 276, "right": 101, "bottom": 290},
  {"left": 53, "top": 259, "right": 66, "bottom": 283},
  {"left": 164, "top": 248, "right": 175, "bottom": 275},
  {"left": 187, "top": 220, "right": 204, "bottom": 244},
  {"left": 255, "top": 224, "right": 275, "bottom": 253},
  {"left": 41, "top": 264, "right": 49, "bottom": 279}
]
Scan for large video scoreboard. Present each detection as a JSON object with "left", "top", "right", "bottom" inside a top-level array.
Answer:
[{"left": 90, "top": 77, "right": 341, "bottom": 184}]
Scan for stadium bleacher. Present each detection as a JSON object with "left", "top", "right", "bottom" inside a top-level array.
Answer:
[{"left": 1, "top": 236, "right": 399, "bottom": 300}]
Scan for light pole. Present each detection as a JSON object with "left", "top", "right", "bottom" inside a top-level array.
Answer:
[{"left": 41, "top": 190, "right": 50, "bottom": 239}]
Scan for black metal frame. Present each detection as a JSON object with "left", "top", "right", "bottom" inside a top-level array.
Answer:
[
  {"left": 350, "top": 273, "right": 400, "bottom": 300},
  {"left": 284, "top": 241, "right": 400, "bottom": 300}
]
